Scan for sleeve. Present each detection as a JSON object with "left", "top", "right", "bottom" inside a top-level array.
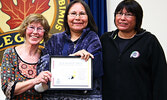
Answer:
[
  {"left": 1, "top": 48, "right": 17, "bottom": 99},
  {"left": 150, "top": 35, "right": 167, "bottom": 100},
  {"left": 36, "top": 36, "right": 56, "bottom": 74},
  {"left": 42, "top": 35, "right": 56, "bottom": 55},
  {"left": 92, "top": 51, "right": 103, "bottom": 78},
  {"left": 37, "top": 54, "right": 50, "bottom": 74},
  {"left": 37, "top": 34, "right": 58, "bottom": 74},
  {"left": 87, "top": 34, "right": 103, "bottom": 79}
]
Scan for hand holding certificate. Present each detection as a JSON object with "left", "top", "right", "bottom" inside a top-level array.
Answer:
[{"left": 49, "top": 56, "right": 93, "bottom": 90}]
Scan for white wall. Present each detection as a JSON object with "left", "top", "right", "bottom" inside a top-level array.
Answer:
[{"left": 107, "top": 0, "right": 167, "bottom": 59}]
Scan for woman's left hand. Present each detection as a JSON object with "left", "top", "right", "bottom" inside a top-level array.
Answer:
[{"left": 69, "top": 49, "right": 94, "bottom": 61}]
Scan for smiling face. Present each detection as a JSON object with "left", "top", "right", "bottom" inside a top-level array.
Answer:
[
  {"left": 67, "top": 3, "right": 88, "bottom": 34},
  {"left": 115, "top": 8, "right": 136, "bottom": 33},
  {"left": 25, "top": 22, "right": 44, "bottom": 45}
]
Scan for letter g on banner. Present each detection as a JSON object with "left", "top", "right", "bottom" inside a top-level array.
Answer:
[{"left": 0, "top": 0, "right": 70, "bottom": 66}]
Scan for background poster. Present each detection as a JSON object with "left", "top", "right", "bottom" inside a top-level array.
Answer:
[{"left": 0, "top": 0, "right": 70, "bottom": 65}]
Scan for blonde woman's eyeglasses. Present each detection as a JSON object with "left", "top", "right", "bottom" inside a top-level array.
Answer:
[{"left": 27, "top": 26, "right": 45, "bottom": 33}]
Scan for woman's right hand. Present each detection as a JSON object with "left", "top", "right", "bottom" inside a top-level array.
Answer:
[
  {"left": 69, "top": 49, "right": 94, "bottom": 61},
  {"left": 34, "top": 71, "right": 52, "bottom": 85},
  {"left": 14, "top": 71, "right": 52, "bottom": 95}
]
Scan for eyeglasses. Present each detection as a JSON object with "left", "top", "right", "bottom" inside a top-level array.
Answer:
[
  {"left": 68, "top": 12, "right": 87, "bottom": 18},
  {"left": 116, "top": 12, "right": 134, "bottom": 18},
  {"left": 27, "top": 26, "right": 45, "bottom": 33}
]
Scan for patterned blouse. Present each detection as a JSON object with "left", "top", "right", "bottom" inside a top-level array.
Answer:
[{"left": 1, "top": 47, "right": 42, "bottom": 100}]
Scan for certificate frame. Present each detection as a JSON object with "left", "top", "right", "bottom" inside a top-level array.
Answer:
[{"left": 49, "top": 56, "right": 93, "bottom": 90}]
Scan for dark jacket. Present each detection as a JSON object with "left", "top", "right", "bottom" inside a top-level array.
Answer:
[
  {"left": 41, "top": 28, "right": 103, "bottom": 99},
  {"left": 100, "top": 29, "right": 167, "bottom": 100}
]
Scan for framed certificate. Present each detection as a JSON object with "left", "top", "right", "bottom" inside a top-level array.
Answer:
[{"left": 49, "top": 56, "right": 93, "bottom": 90}]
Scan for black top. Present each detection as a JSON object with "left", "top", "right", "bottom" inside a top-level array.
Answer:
[
  {"left": 100, "top": 29, "right": 167, "bottom": 100},
  {"left": 115, "top": 35, "right": 131, "bottom": 54}
]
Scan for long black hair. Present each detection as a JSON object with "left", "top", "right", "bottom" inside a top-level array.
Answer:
[{"left": 63, "top": 0, "right": 98, "bottom": 34}]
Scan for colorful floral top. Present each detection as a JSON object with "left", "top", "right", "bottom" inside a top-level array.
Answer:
[{"left": 1, "top": 47, "right": 42, "bottom": 100}]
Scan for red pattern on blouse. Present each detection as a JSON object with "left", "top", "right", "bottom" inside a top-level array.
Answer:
[{"left": 18, "top": 59, "right": 37, "bottom": 78}]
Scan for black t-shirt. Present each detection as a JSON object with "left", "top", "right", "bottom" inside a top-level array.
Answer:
[{"left": 115, "top": 36, "right": 131, "bottom": 53}]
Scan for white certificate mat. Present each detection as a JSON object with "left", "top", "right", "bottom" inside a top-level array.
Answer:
[{"left": 49, "top": 56, "right": 93, "bottom": 90}]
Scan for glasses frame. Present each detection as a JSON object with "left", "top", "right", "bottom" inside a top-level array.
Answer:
[
  {"left": 27, "top": 26, "right": 45, "bottom": 33},
  {"left": 68, "top": 12, "right": 87, "bottom": 18},
  {"left": 116, "top": 12, "right": 134, "bottom": 18}
]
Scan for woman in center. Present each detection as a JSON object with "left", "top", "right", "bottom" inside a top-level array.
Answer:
[{"left": 41, "top": 0, "right": 103, "bottom": 99}]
